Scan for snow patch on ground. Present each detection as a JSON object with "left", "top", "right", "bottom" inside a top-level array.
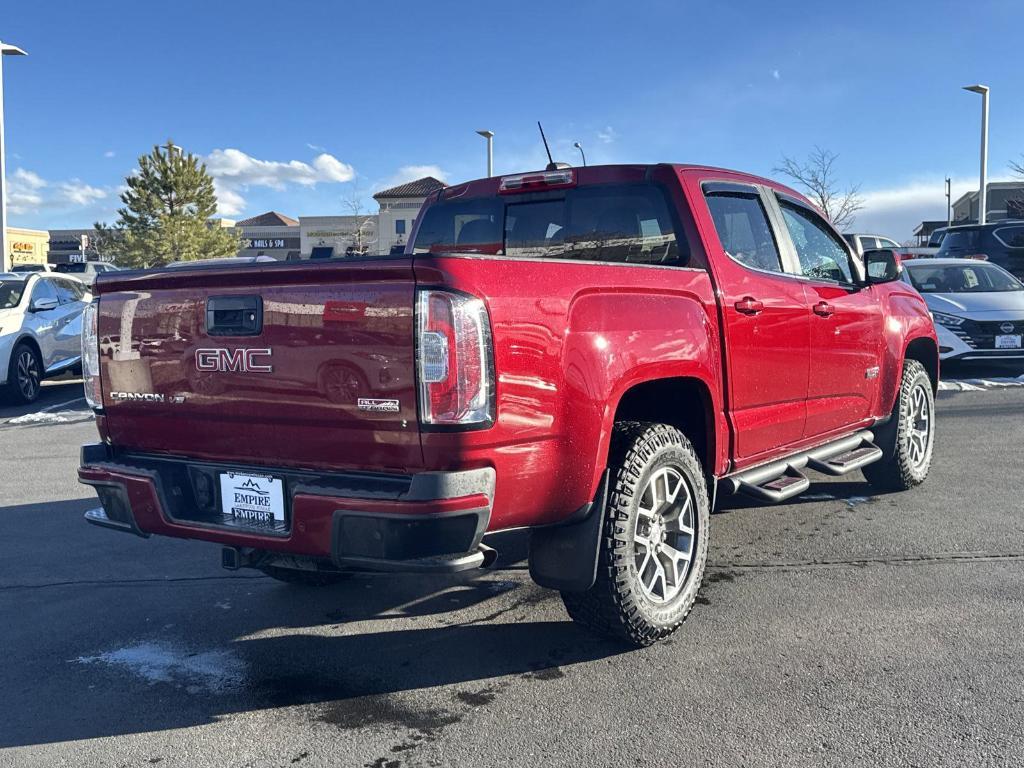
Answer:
[
  {"left": 5, "top": 409, "right": 94, "bottom": 425},
  {"left": 74, "top": 641, "right": 246, "bottom": 694},
  {"left": 939, "top": 376, "right": 1024, "bottom": 391}
]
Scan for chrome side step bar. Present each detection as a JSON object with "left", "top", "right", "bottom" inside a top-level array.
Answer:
[{"left": 723, "top": 430, "right": 882, "bottom": 503}]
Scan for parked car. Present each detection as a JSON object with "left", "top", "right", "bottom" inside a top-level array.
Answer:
[
  {"left": 935, "top": 221, "right": 1024, "bottom": 279},
  {"left": 901, "top": 258, "right": 1024, "bottom": 362},
  {"left": 845, "top": 233, "right": 937, "bottom": 261},
  {"left": 78, "top": 163, "right": 938, "bottom": 647},
  {"left": 54, "top": 261, "right": 120, "bottom": 285},
  {"left": 1, "top": 272, "right": 91, "bottom": 403},
  {"left": 927, "top": 227, "right": 949, "bottom": 248},
  {"left": 843, "top": 233, "right": 903, "bottom": 256},
  {"left": 11, "top": 263, "right": 54, "bottom": 273}
]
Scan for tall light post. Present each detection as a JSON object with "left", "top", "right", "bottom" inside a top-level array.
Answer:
[
  {"left": 476, "top": 130, "right": 494, "bottom": 177},
  {"left": 0, "top": 41, "right": 27, "bottom": 273},
  {"left": 945, "top": 177, "right": 952, "bottom": 227},
  {"left": 573, "top": 141, "right": 587, "bottom": 167},
  {"left": 963, "top": 84, "right": 989, "bottom": 225}
]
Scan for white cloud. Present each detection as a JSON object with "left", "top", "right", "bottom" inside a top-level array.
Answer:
[
  {"left": 772, "top": 69, "right": 781, "bottom": 80},
  {"left": 213, "top": 183, "right": 246, "bottom": 217},
  {"left": 306, "top": 142, "right": 326, "bottom": 152},
  {"left": 202, "top": 148, "right": 356, "bottom": 217},
  {"left": 856, "top": 174, "right": 1015, "bottom": 239},
  {"left": 381, "top": 164, "right": 448, "bottom": 190},
  {"left": 104, "top": 150, "right": 116, "bottom": 158},
  {"left": 7, "top": 167, "right": 112, "bottom": 216},
  {"left": 597, "top": 126, "right": 617, "bottom": 144}
]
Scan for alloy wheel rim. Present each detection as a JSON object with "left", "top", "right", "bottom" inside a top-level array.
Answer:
[
  {"left": 633, "top": 466, "right": 697, "bottom": 604},
  {"left": 16, "top": 350, "right": 40, "bottom": 399},
  {"left": 905, "top": 382, "right": 932, "bottom": 469}
]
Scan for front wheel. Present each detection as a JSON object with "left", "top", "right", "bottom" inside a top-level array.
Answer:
[
  {"left": 863, "top": 359, "right": 935, "bottom": 491},
  {"left": 5, "top": 342, "right": 42, "bottom": 404},
  {"left": 561, "top": 422, "right": 710, "bottom": 647}
]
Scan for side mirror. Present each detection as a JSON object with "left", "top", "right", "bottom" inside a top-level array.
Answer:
[
  {"left": 30, "top": 297, "right": 59, "bottom": 313},
  {"left": 862, "top": 249, "right": 902, "bottom": 285}
]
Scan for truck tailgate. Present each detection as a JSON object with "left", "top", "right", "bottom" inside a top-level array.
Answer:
[{"left": 94, "top": 259, "right": 422, "bottom": 473}]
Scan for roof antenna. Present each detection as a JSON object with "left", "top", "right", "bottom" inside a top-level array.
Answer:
[{"left": 537, "top": 121, "right": 561, "bottom": 171}]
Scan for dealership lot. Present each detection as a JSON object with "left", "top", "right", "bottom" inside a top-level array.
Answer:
[{"left": 0, "top": 381, "right": 1023, "bottom": 767}]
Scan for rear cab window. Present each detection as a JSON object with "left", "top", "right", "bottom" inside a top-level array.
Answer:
[
  {"left": 703, "top": 187, "right": 784, "bottom": 273},
  {"left": 413, "top": 182, "right": 689, "bottom": 267}
]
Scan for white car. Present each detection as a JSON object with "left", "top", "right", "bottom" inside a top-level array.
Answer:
[
  {"left": 53, "top": 261, "right": 120, "bottom": 286},
  {"left": 0, "top": 272, "right": 91, "bottom": 404},
  {"left": 902, "top": 258, "right": 1024, "bottom": 362}
]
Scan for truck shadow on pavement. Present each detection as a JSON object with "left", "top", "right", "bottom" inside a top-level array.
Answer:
[{"left": 2, "top": 501, "right": 627, "bottom": 749}]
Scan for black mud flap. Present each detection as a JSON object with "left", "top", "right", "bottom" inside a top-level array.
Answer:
[{"left": 528, "top": 470, "right": 609, "bottom": 593}]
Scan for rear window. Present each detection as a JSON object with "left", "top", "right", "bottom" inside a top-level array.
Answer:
[
  {"left": 55, "top": 263, "right": 88, "bottom": 273},
  {"left": 412, "top": 183, "right": 688, "bottom": 267},
  {"left": 940, "top": 229, "right": 982, "bottom": 252}
]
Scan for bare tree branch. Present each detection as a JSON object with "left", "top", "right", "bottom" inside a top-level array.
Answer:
[
  {"left": 773, "top": 146, "right": 864, "bottom": 230},
  {"left": 1011, "top": 155, "right": 1024, "bottom": 178}
]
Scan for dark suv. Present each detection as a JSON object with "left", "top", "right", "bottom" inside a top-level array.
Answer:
[{"left": 936, "top": 221, "right": 1024, "bottom": 278}]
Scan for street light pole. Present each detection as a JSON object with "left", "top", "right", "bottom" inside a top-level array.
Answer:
[
  {"left": 963, "top": 84, "right": 989, "bottom": 225},
  {"left": 945, "top": 177, "right": 952, "bottom": 226},
  {"left": 0, "top": 41, "right": 28, "bottom": 273},
  {"left": 476, "top": 130, "right": 494, "bottom": 177},
  {"left": 573, "top": 141, "right": 587, "bottom": 167}
]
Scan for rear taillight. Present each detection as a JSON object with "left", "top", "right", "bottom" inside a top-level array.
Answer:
[
  {"left": 416, "top": 289, "right": 494, "bottom": 426},
  {"left": 962, "top": 253, "right": 989, "bottom": 261},
  {"left": 82, "top": 300, "right": 101, "bottom": 409}
]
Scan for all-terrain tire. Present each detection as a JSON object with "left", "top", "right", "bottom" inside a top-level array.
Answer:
[
  {"left": 862, "top": 359, "right": 935, "bottom": 492},
  {"left": 258, "top": 566, "right": 353, "bottom": 586},
  {"left": 561, "top": 422, "right": 710, "bottom": 647}
]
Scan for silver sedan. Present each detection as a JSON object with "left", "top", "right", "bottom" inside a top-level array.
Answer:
[{"left": 902, "top": 258, "right": 1024, "bottom": 362}]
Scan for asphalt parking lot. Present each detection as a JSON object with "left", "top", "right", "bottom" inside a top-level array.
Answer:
[{"left": 2, "top": 372, "right": 1023, "bottom": 767}]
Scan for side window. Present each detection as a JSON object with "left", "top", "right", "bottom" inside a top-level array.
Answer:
[
  {"left": 877, "top": 237, "right": 901, "bottom": 250},
  {"left": 30, "top": 279, "right": 59, "bottom": 305},
  {"left": 995, "top": 226, "right": 1024, "bottom": 248},
  {"left": 704, "top": 192, "right": 783, "bottom": 273},
  {"left": 859, "top": 236, "right": 879, "bottom": 251},
  {"left": 53, "top": 279, "right": 80, "bottom": 304},
  {"left": 779, "top": 202, "right": 855, "bottom": 283}
]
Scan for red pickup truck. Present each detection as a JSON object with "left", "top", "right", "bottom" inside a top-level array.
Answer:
[{"left": 78, "top": 164, "right": 938, "bottom": 646}]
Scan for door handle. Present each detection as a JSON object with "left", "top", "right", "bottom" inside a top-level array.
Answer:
[
  {"left": 734, "top": 297, "right": 764, "bottom": 315},
  {"left": 813, "top": 301, "right": 834, "bottom": 317}
]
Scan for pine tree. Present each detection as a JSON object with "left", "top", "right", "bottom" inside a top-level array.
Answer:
[{"left": 94, "top": 141, "right": 239, "bottom": 268}]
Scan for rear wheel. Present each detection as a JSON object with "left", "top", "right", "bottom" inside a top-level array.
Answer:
[
  {"left": 5, "top": 342, "right": 42, "bottom": 404},
  {"left": 561, "top": 422, "right": 710, "bottom": 647},
  {"left": 863, "top": 359, "right": 935, "bottom": 491},
  {"left": 258, "top": 565, "right": 353, "bottom": 586}
]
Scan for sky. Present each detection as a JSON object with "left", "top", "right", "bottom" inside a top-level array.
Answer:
[{"left": 1, "top": 0, "right": 1021, "bottom": 241}]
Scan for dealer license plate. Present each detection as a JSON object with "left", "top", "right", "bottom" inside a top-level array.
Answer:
[
  {"left": 995, "top": 334, "right": 1022, "bottom": 349},
  {"left": 219, "top": 471, "right": 285, "bottom": 527}
]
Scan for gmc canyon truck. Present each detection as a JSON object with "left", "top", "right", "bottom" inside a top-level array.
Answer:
[{"left": 78, "top": 164, "right": 939, "bottom": 646}]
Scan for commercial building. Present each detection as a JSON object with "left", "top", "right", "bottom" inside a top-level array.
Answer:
[
  {"left": 299, "top": 215, "right": 379, "bottom": 259},
  {"left": 374, "top": 176, "right": 447, "bottom": 254},
  {"left": 234, "top": 211, "right": 300, "bottom": 260},
  {"left": 48, "top": 228, "right": 93, "bottom": 264},
  {"left": 952, "top": 182, "right": 1024, "bottom": 224},
  {"left": 3, "top": 226, "right": 49, "bottom": 271}
]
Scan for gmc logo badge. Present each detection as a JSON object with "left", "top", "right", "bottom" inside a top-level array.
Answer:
[{"left": 195, "top": 347, "right": 273, "bottom": 373}]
